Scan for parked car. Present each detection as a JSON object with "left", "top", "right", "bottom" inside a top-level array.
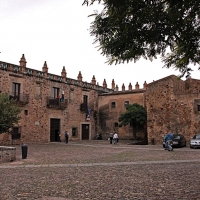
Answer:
[
  {"left": 163, "top": 133, "right": 186, "bottom": 148},
  {"left": 190, "top": 134, "right": 200, "bottom": 148}
]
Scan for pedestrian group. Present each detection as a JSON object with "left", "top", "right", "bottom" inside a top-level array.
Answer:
[{"left": 109, "top": 132, "right": 118, "bottom": 144}]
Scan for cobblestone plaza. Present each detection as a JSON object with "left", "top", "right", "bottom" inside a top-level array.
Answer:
[{"left": 0, "top": 141, "right": 200, "bottom": 200}]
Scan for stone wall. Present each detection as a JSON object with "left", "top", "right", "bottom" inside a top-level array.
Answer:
[
  {"left": 146, "top": 75, "right": 200, "bottom": 145},
  {"left": 0, "top": 146, "right": 16, "bottom": 163},
  {"left": 98, "top": 90, "right": 146, "bottom": 139}
]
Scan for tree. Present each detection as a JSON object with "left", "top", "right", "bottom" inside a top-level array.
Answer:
[
  {"left": 118, "top": 103, "right": 147, "bottom": 139},
  {"left": 0, "top": 94, "right": 22, "bottom": 134},
  {"left": 83, "top": 0, "right": 200, "bottom": 77},
  {"left": 99, "top": 104, "right": 110, "bottom": 132}
]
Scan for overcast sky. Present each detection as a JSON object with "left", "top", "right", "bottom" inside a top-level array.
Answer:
[{"left": 0, "top": 0, "right": 199, "bottom": 90}]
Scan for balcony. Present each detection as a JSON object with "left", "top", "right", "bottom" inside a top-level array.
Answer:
[
  {"left": 9, "top": 93, "right": 29, "bottom": 105},
  {"left": 47, "top": 97, "right": 67, "bottom": 110},
  {"left": 80, "top": 103, "right": 88, "bottom": 113}
]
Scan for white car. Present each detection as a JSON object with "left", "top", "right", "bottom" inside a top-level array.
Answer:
[{"left": 190, "top": 134, "right": 200, "bottom": 148}]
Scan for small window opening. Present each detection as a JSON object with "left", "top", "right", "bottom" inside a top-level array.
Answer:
[
  {"left": 24, "top": 110, "right": 28, "bottom": 116},
  {"left": 124, "top": 101, "right": 129, "bottom": 107},
  {"left": 12, "top": 127, "right": 21, "bottom": 140},
  {"left": 111, "top": 102, "right": 116, "bottom": 108},
  {"left": 114, "top": 123, "right": 118, "bottom": 127},
  {"left": 72, "top": 127, "right": 77, "bottom": 137}
]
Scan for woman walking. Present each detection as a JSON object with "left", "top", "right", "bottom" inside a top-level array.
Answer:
[{"left": 113, "top": 132, "right": 118, "bottom": 144}]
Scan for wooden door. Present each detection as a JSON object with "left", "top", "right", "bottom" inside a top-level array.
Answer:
[{"left": 82, "top": 124, "right": 89, "bottom": 140}]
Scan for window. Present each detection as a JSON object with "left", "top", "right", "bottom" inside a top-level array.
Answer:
[
  {"left": 52, "top": 87, "right": 60, "bottom": 99},
  {"left": 12, "top": 82, "right": 20, "bottom": 100},
  {"left": 72, "top": 127, "right": 77, "bottom": 137},
  {"left": 12, "top": 127, "right": 21, "bottom": 140},
  {"left": 80, "top": 95, "right": 88, "bottom": 112},
  {"left": 114, "top": 123, "right": 118, "bottom": 127},
  {"left": 83, "top": 95, "right": 88, "bottom": 109},
  {"left": 111, "top": 102, "right": 116, "bottom": 108},
  {"left": 35, "top": 83, "right": 41, "bottom": 98},
  {"left": 69, "top": 91, "right": 74, "bottom": 102},
  {"left": 24, "top": 110, "right": 28, "bottom": 116},
  {"left": 124, "top": 101, "right": 129, "bottom": 107}
]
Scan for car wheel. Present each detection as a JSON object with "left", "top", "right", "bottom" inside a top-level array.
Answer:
[
  {"left": 190, "top": 145, "right": 193, "bottom": 148},
  {"left": 163, "top": 144, "right": 165, "bottom": 148}
]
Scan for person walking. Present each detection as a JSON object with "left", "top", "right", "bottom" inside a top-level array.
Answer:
[
  {"left": 58, "top": 131, "right": 61, "bottom": 142},
  {"left": 113, "top": 132, "right": 118, "bottom": 144},
  {"left": 164, "top": 133, "right": 173, "bottom": 150},
  {"left": 57, "top": 130, "right": 61, "bottom": 142},
  {"left": 65, "top": 131, "right": 69, "bottom": 144},
  {"left": 109, "top": 132, "right": 113, "bottom": 144}
]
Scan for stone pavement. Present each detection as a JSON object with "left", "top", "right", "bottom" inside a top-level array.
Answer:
[{"left": 0, "top": 140, "right": 200, "bottom": 200}]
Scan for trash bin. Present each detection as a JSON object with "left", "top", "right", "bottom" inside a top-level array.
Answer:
[{"left": 21, "top": 144, "right": 28, "bottom": 159}]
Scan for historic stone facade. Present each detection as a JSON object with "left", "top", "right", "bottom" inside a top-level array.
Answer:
[
  {"left": 1, "top": 55, "right": 200, "bottom": 145},
  {"left": 98, "top": 83, "right": 147, "bottom": 140},
  {"left": 0, "top": 55, "right": 113, "bottom": 145},
  {"left": 145, "top": 75, "right": 200, "bottom": 145}
]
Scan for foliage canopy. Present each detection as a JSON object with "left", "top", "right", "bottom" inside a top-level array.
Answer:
[
  {"left": 83, "top": 0, "right": 200, "bottom": 77},
  {"left": 0, "top": 94, "right": 22, "bottom": 134},
  {"left": 118, "top": 103, "right": 147, "bottom": 127}
]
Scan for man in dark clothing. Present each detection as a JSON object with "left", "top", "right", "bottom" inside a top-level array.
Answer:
[
  {"left": 65, "top": 131, "right": 69, "bottom": 144},
  {"left": 109, "top": 132, "right": 113, "bottom": 144}
]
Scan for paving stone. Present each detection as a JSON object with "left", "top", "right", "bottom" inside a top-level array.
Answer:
[{"left": 0, "top": 141, "right": 200, "bottom": 199}]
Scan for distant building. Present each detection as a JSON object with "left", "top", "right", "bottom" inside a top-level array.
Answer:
[{"left": 1, "top": 54, "right": 200, "bottom": 145}]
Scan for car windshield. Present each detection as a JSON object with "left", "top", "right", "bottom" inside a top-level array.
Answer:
[
  {"left": 194, "top": 135, "right": 200, "bottom": 139},
  {"left": 173, "top": 135, "right": 180, "bottom": 139}
]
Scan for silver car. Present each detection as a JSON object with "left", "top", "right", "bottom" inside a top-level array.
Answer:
[{"left": 190, "top": 134, "right": 200, "bottom": 148}]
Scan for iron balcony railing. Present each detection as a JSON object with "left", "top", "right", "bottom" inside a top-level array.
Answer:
[
  {"left": 9, "top": 93, "right": 29, "bottom": 104},
  {"left": 80, "top": 103, "right": 88, "bottom": 112},
  {"left": 47, "top": 97, "right": 67, "bottom": 109}
]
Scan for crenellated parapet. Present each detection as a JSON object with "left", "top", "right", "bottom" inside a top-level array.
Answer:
[
  {"left": 0, "top": 54, "right": 148, "bottom": 93},
  {"left": 0, "top": 55, "right": 114, "bottom": 93}
]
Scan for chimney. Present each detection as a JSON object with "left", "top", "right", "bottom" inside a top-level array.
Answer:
[
  {"left": 112, "top": 79, "right": 115, "bottom": 90},
  {"left": 91, "top": 75, "right": 96, "bottom": 85},
  {"left": 115, "top": 85, "right": 119, "bottom": 92},
  {"left": 128, "top": 83, "right": 132, "bottom": 91},
  {"left": 42, "top": 61, "right": 48, "bottom": 73},
  {"left": 61, "top": 66, "right": 66, "bottom": 77},
  {"left": 143, "top": 81, "right": 147, "bottom": 89},
  {"left": 19, "top": 54, "right": 27, "bottom": 67},
  {"left": 135, "top": 82, "right": 139, "bottom": 90},
  {"left": 77, "top": 71, "right": 82, "bottom": 81},
  {"left": 122, "top": 83, "right": 125, "bottom": 91},
  {"left": 61, "top": 66, "right": 67, "bottom": 82},
  {"left": 103, "top": 79, "right": 107, "bottom": 88}
]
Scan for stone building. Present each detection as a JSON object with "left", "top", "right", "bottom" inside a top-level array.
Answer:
[
  {"left": 0, "top": 55, "right": 113, "bottom": 145},
  {"left": 145, "top": 75, "right": 200, "bottom": 145},
  {"left": 98, "top": 80, "right": 147, "bottom": 140},
  {"left": 1, "top": 55, "right": 200, "bottom": 145}
]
